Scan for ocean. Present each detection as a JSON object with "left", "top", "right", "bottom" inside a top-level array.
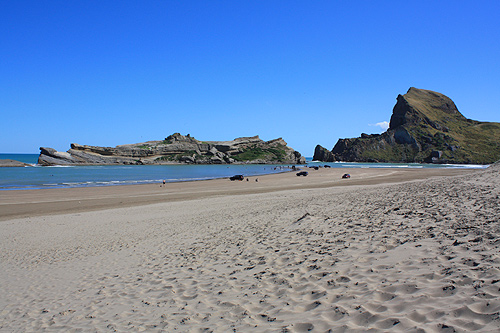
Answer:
[{"left": 0, "top": 153, "right": 488, "bottom": 190}]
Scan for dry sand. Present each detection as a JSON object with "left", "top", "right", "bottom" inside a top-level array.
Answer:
[{"left": 1, "top": 166, "right": 499, "bottom": 331}]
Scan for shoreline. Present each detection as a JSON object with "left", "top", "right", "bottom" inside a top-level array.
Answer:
[
  {"left": 1, "top": 161, "right": 488, "bottom": 190},
  {"left": 0, "top": 165, "right": 298, "bottom": 191},
  {"left": 0, "top": 167, "right": 475, "bottom": 221}
]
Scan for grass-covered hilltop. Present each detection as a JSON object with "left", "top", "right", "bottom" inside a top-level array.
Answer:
[
  {"left": 314, "top": 87, "right": 500, "bottom": 164},
  {"left": 38, "top": 133, "right": 306, "bottom": 166}
]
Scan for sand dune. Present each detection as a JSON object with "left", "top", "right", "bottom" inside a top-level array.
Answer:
[{"left": 1, "top": 166, "right": 499, "bottom": 331}]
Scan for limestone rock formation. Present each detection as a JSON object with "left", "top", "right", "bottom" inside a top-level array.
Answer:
[
  {"left": 38, "top": 133, "right": 306, "bottom": 166},
  {"left": 313, "top": 88, "right": 500, "bottom": 164}
]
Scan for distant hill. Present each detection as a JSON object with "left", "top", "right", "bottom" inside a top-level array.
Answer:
[
  {"left": 314, "top": 87, "right": 500, "bottom": 164},
  {"left": 38, "top": 133, "right": 306, "bottom": 166}
]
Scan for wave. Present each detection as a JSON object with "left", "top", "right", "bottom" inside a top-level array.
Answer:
[
  {"left": 442, "top": 164, "right": 488, "bottom": 169},
  {"left": 0, "top": 162, "right": 487, "bottom": 191},
  {"left": 309, "top": 161, "right": 486, "bottom": 169}
]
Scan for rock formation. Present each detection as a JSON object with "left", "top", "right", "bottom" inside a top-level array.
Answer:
[
  {"left": 314, "top": 87, "right": 500, "bottom": 164},
  {"left": 38, "top": 133, "right": 306, "bottom": 166},
  {"left": 0, "top": 159, "right": 31, "bottom": 167}
]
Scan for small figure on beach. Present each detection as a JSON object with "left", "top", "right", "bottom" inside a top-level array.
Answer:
[{"left": 255, "top": 178, "right": 259, "bottom": 182}]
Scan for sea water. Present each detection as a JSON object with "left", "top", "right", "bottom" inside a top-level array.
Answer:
[
  {"left": 0, "top": 154, "right": 488, "bottom": 190},
  {"left": 0, "top": 154, "right": 301, "bottom": 190}
]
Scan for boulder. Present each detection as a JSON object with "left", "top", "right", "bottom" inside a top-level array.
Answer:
[{"left": 313, "top": 145, "right": 335, "bottom": 162}]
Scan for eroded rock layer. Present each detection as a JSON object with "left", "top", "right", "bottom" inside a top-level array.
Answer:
[{"left": 38, "top": 133, "right": 306, "bottom": 166}]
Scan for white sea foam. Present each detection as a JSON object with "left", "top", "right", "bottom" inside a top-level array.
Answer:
[
  {"left": 1, "top": 162, "right": 487, "bottom": 191},
  {"left": 443, "top": 163, "right": 488, "bottom": 169}
]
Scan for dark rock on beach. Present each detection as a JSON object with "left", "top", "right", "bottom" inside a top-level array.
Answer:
[{"left": 313, "top": 145, "right": 335, "bottom": 162}]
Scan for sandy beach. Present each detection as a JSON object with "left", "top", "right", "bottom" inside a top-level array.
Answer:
[{"left": 1, "top": 166, "right": 499, "bottom": 331}]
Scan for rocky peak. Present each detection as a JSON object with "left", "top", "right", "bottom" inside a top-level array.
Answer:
[
  {"left": 389, "top": 93, "right": 415, "bottom": 130},
  {"left": 267, "top": 138, "right": 287, "bottom": 146},
  {"left": 313, "top": 145, "right": 335, "bottom": 162},
  {"left": 165, "top": 133, "right": 197, "bottom": 143},
  {"left": 389, "top": 87, "right": 463, "bottom": 130},
  {"left": 406, "top": 87, "right": 460, "bottom": 115},
  {"left": 313, "top": 87, "right": 500, "bottom": 164}
]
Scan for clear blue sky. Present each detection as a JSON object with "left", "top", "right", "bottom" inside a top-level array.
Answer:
[{"left": 2, "top": 1, "right": 499, "bottom": 155}]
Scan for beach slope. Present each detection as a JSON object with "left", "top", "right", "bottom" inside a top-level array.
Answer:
[{"left": 1, "top": 166, "right": 499, "bottom": 331}]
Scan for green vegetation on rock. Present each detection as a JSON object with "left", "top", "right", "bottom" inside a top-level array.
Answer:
[
  {"left": 38, "top": 133, "right": 306, "bottom": 166},
  {"left": 314, "top": 87, "right": 500, "bottom": 164}
]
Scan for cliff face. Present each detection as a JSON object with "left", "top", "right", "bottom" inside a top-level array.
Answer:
[
  {"left": 38, "top": 133, "right": 306, "bottom": 166},
  {"left": 314, "top": 88, "right": 500, "bottom": 164}
]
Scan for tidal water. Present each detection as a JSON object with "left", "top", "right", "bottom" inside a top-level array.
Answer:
[{"left": 0, "top": 154, "right": 487, "bottom": 190}]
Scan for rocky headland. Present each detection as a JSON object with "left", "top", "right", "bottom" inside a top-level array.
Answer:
[
  {"left": 38, "top": 133, "right": 306, "bottom": 166},
  {"left": 314, "top": 87, "right": 500, "bottom": 164}
]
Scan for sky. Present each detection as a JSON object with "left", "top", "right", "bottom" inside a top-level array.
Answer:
[{"left": 2, "top": 1, "right": 499, "bottom": 156}]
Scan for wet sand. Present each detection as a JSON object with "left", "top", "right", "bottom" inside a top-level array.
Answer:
[{"left": 0, "top": 167, "right": 473, "bottom": 220}]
